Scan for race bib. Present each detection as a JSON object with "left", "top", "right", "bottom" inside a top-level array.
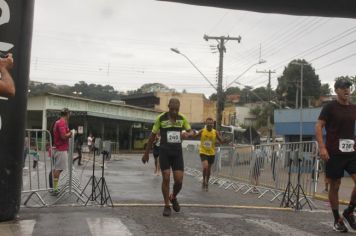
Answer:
[
  {"left": 167, "top": 131, "right": 181, "bottom": 143},
  {"left": 203, "top": 141, "right": 212, "bottom": 148},
  {"left": 339, "top": 139, "right": 355, "bottom": 152}
]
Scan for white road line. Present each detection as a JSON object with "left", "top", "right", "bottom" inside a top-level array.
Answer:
[
  {"left": 0, "top": 219, "right": 36, "bottom": 236},
  {"left": 245, "top": 219, "right": 317, "bottom": 236},
  {"left": 87, "top": 218, "right": 132, "bottom": 236}
]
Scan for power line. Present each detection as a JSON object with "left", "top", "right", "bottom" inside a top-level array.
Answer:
[
  {"left": 317, "top": 52, "right": 356, "bottom": 71},
  {"left": 309, "top": 38, "right": 356, "bottom": 62}
]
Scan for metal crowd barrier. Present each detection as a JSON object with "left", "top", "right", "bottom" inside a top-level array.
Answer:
[
  {"left": 53, "top": 131, "right": 85, "bottom": 205},
  {"left": 22, "top": 129, "right": 85, "bottom": 207},
  {"left": 184, "top": 141, "right": 319, "bottom": 209},
  {"left": 22, "top": 129, "right": 53, "bottom": 206}
]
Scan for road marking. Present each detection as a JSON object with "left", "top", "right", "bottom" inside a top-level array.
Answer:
[
  {"left": 87, "top": 218, "right": 132, "bottom": 236},
  {"left": 190, "top": 212, "right": 243, "bottom": 219},
  {"left": 246, "top": 219, "right": 317, "bottom": 236},
  {"left": 0, "top": 219, "right": 36, "bottom": 236},
  {"left": 112, "top": 203, "right": 293, "bottom": 211}
]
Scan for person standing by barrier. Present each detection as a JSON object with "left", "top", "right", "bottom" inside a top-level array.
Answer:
[
  {"left": 315, "top": 78, "right": 356, "bottom": 233},
  {"left": 251, "top": 146, "right": 264, "bottom": 192},
  {"left": 52, "top": 108, "right": 72, "bottom": 195},
  {"left": 87, "top": 133, "right": 94, "bottom": 154},
  {"left": 142, "top": 98, "right": 194, "bottom": 217},
  {"left": 152, "top": 132, "right": 161, "bottom": 175},
  {"left": 193, "top": 117, "right": 224, "bottom": 190}
]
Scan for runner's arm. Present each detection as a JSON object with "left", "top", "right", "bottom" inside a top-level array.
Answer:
[
  {"left": 315, "top": 119, "right": 329, "bottom": 160},
  {"left": 191, "top": 129, "right": 202, "bottom": 138},
  {"left": 216, "top": 131, "right": 224, "bottom": 144}
]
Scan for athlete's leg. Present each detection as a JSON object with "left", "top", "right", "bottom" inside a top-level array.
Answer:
[
  {"left": 201, "top": 160, "right": 209, "bottom": 185},
  {"left": 329, "top": 178, "right": 341, "bottom": 220},
  {"left": 206, "top": 156, "right": 215, "bottom": 185},
  {"left": 172, "top": 170, "right": 183, "bottom": 197},
  {"left": 161, "top": 169, "right": 171, "bottom": 206}
]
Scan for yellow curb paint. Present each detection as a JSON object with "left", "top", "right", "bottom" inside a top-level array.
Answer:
[
  {"left": 314, "top": 194, "right": 348, "bottom": 205},
  {"left": 112, "top": 203, "right": 293, "bottom": 211}
]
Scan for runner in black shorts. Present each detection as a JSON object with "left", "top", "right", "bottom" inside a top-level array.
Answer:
[
  {"left": 193, "top": 117, "right": 224, "bottom": 190},
  {"left": 316, "top": 78, "right": 356, "bottom": 233},
  {"left": 142, "top": 98, "right": 194, "bottom": 217}
]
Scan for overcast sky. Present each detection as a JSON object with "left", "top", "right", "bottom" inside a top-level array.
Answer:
[{"left": 30, "top": 0, "right": 356, "bottom": 97}]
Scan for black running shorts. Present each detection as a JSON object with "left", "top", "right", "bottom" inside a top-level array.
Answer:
[
  {"left": 326, "top": 154, "right": 356, "bottom": 179},
  {"left": 153, "top": 146, "right": 159, "bottom": 159},
  {"left": 159, "top": 146, "right": 184, "bottom": 171},
  {"left": 200, "top": 154, "right": 215, "bottom": 165}
]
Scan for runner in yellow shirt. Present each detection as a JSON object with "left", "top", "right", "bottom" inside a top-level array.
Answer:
[{"left": 194, "top": 118, "right": 224, "bottom": 190}]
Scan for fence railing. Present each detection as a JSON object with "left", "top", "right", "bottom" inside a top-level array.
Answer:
[
  {"left": 184, "top": 141, "right": 319, "bottom": 208},
  {"left": 22, "top": 129, "right": 84, "bottom": 207},
  {"left": 22, "top": 129, "right": 53, "bottom": 206}
]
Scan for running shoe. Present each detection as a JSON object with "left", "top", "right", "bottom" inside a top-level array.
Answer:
[
  {"left": 169, "top": 195, "right": 180, "bottom": 212},
  {"left": 50, "top": 189, "right": 60, "bottom": 196},
  {"left": 343, "top": 209, "right": 356, "bottom": 230},
  {"left": 162, "top": 206, "right": 171, "bottom": 217},
  {"left": 333, "top": 219, "right": 348, "bottom": 233}
]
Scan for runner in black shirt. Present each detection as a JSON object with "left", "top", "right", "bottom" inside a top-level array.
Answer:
[{"left": 316, "top": 78, "right": 356, "bottom": 232}]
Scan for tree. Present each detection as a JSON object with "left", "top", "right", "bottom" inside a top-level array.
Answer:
[
  {"left": 320, "top": 83, "right": 331, "bottom": 96},
  {"left": 28, "top": 80, "right": 121, "bottom": 101},
  {"left": 249, "top": 105, "right": 272, "bottom": 129},
  {"left": 276, "top": 59, "right": 321, "bottom": 108},
  {"left": 127, "top": 83, "right": 175, "bottom": 95}
]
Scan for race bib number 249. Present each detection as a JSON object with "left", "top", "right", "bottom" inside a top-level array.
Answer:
[{"left": 167, "top": 131, "right": 181, "bottom": 143}]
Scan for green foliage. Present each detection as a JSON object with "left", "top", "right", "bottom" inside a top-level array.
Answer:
[
  {"left": 249, "top": 105, "right": 272, "bottom": 129},
  {"left": 320, "top": 83, "right": 331, "bottom": 96},
  {"left": 127, "top": 83, "right": 174, "bottom": 95},
  {"left": 28, "top": 81, "right": 121, "bottom": 101},
  {"left": 276, "top": 59, "right": 321, "bottom": 108},
  {"left": 209, "top": 93, "right": 217, "bottom": 101},
  {"left": 225, "top": 86, "right": 241, "bottom": 96}
]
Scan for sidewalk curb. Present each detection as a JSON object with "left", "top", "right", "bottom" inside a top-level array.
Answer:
[{"left": 314, "top": 194, "right": 348, "bottom": 205}]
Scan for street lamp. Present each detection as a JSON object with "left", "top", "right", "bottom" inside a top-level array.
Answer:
[
  {"left": 171, "top": 48, "right": 221, "bottom": 130},
  {"left": 170, "top": 48, "right": 216, "bottom": 90},
  {"left": 170, "top": 48, "right": 264, "bottom": 132}
]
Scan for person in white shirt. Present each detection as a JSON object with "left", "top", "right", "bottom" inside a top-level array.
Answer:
[{"left": 87, "top": 133, "right": 94, "bottom": 153}]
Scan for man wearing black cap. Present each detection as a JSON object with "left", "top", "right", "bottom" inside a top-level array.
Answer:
[
  {"left": 52, "top": 108, "right": 72, "bottom": 195},
  {"left": 316, "top": 78, "right": 356, "bottom": 232}
]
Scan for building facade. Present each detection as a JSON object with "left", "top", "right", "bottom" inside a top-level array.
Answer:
[{"left": 27, "top": 93, "right": 160, "bottom": 150}]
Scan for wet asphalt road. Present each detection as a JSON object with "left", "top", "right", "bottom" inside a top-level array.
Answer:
[{"left": 1, "top": 154, "right": 345, "bottom": 235}]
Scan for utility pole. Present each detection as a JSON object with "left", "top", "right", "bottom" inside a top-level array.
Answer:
[
  {"left": 203, "top": 34, "right": 241, "bottom": 131},
  {"left": 291, "top": 61, "right": 307, "bottom": 142},
  {"left": 256, "top": 70, "right": 275, "bottom": 143}
]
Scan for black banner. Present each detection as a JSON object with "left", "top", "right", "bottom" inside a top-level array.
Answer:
[{"left": 0, "top": 0, "right": 34, "bottom": 221}]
